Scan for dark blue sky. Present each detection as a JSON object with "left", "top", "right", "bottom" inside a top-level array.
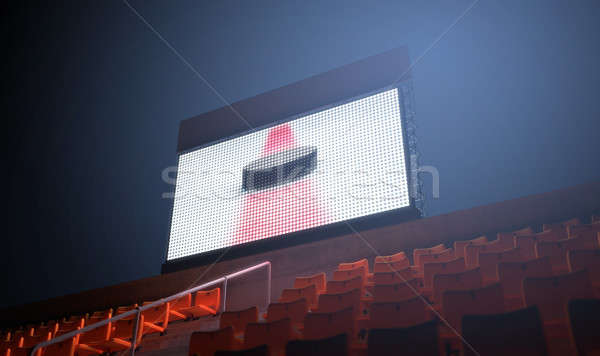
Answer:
[{"left": 3, "top": 0, "right": 599, "bottom": 308}]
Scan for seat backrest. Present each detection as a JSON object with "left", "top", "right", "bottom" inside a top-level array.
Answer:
[
  {"left": 423, "top": 257, "right": 466, "bottom": 289},
  {"left": 303, "top": 307, "right": 354, "bottom": 340},
  {"left": 56, "top": 318, "right": 84, "bottom": 336},
  {"left": 316, "top": 289, "right": 361, "bottom": 318},
  {"left": 454, "top": 236, "right": 487, "bottom": 259},
  {"left": 568, "top": 248, "right": 600, "bottom": 284},
  {"left": 478, "top": 248, "right": 523, "bottom": 282},
  {"left": 22, "top": 331, "right": 51, "bottom": 348},
  {"left": 220, "top": 306, "right": 258, "bottom": 334},
  {"left": 189, "top": 326, "right": 235, "bottom": 356},
  {"left": 141, "top": 301, "right": 170, "bottom": 330},
  {"left": 515, "top": 230, "right": 567, "bottom": 260},
  {"left": 280, "top": 284, "right": 317, "bottom": 306},
  {"left": 43, "top": 334, "right": 79, "bottom": 356},
  {"left": 418, "top": 248, "right": 454, "bottom": 270},
  {"left": 326, "top": 276, "right": 363, "bottom": 295},
  {"left": 523, "top": 269, "right": 594, "bottom": 323},
  {"left": 293, "top": 272, "right": 326, "bottom": 293},
  {"left": 332, "top": 266, "right": 366, "bottom": 282},
  {"left": 194, "top": 288, "right": 221, "bottom": 312},
  {"left": 34, "top": 321, "right": 58, "bottom": 339},
  {"left": 338, "top": 258, "right": 369, "bottom": 273},
  {"left": 373, "top": 279, "right": 419, "bottom": 303},
  {"left": 535, "top": 236, "right": 597, "bottom": 273},
  {"left": 369, "top": 298, "right": 431, "bottom": 329},
  {"left": 214, "top": 345, "right": 269, "bottom": 356},
  {"left": 111, "top": 315, "right": 144, "bottom": 345},
  {"left": 374, "top": 251, "right": 407, "bottom": 264},
  {"left": 441, "top": 282, "right": 504, "bottom": 332},
  {"left": 286, "top": 333, "right": 347, "bottom": 356},
  {"left": 496, "top": 227, "right": 534, "bottom": 247},
  {"left": 373, "top": 267, "right": 414, "bottom": 285},
  {"left": 373, "top": 258, "right": 411, "bottom": 273},
  {"left": 497, "top": 257, "right": 552, "bottom": 299},
  {"left": 432, "top": 267, "right": 483, "bottom": 303},
  {"left": 567, "top": 298, "right": 600, "bottom": 356},
  {"left": 367, "top": 319, "right": 439, "bottom": 356},
  {"left": 78, "top": 309, "right": 112, "bottom": 344},
  {"left": 464, "top": 241, "right": 509, "bottom": 267},
  {"left": 266, "top": 298, "right": 308, "bottom": 324},
  {"left": 461, "top": 306, "right": 547, "bottom": 356},
  {"left": 244, "top": 317, "right": 292, "bottom": 352},
  {"left": 413, "top": 244, "right": 446, "bottom": 268}
]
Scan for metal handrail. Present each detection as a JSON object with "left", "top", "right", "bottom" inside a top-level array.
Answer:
[{"left": 30, "top": 261, "right": 272, "bottom": 356}]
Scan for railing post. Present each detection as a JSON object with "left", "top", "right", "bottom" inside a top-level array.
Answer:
[
  {"left": 222, "top": 277, "right": 228, "bottom": 312},
  {"left": 130, "top": 307, "right": 141, "bottom": 356}
]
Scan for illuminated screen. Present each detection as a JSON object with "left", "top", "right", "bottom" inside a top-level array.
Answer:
[{"left": 167, "top": 88, "right": 410, "bottom": 261}]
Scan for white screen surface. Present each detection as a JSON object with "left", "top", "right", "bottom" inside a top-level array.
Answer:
[{"left": 167, "top": 88, "right": 410, "bottom": 261}]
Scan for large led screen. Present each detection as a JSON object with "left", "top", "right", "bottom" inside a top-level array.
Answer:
[{"left": 167, "top": 88, "right": 410, "bottom": 261}]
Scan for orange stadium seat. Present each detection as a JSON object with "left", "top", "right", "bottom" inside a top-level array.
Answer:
[
  {"left": 34, "top": 321, "right": 58, "bottom": 339},
  {"left": 11, "top": 332, "right": 51, "bottom": 356},
  {"left": 293, "top": 273, "right": 326, "bottom": 293},
  {"left": 76, "top": 309, "right": 112, "bottom": 350},
  {"left": 497, "top": 257, "right": 552, "bottom": 310},
  {"left": 453, "top": 236, "right": 487, "bottom": 259},
  {"left": 432, "top": 267, "right": 483, "bottom": 304},
  {"left": 172, "top": 288, "right": 221, "bottom": 319},
  {"left": 373, "top": 252, "right": 409, "bottom": 273},
  {"left": 115, "top": 304, "right": 138, "bottom": 317},
  {"left": 326, "top": 275, "right": 363, "bottom": 295},
  {"left": 536, "top": 236, "right": 599, "bottom": 274},
  {"left": 140, "top": 302, "right": 170, "bottom": 335},
  {"left": 496, "top": 226, "right": 533, "bottom": 247},
  {"left": 567, "top": 298, "right": 600, "bottom": 356},
  {"left": 514, "top": 230, "right": 566, "bottom": 260},
  {"left": 441, "top": 282, "right": 504, "bottom": 333},
  {"left": 214, "top": 345, "right": 268, "bottom": 356},
  {"left": 461, "top": 306, "right": 547, "bottom": 356},
  {"left": 266, "top": 298, "right": 308, "bottom": 326},
  {"left": 286, "top": 333, "right": 347, "bottom": 356},
  {"left": 464, "top": 240, "right": 511, "bottom": 267},
  {"left": 568, "top": 248, "right": 600, "bottom": 295},
  {"left": 417, "top": 248, "right": 454, "bottom": 272},
  {"left": 91, "top": 316, "right": 144, "bottom": 353},
  {"left": 423, "top": 257, "right": 466, "bottom": 290},
  {"left": 413, "top": 243, "right": 445, "bottom": 268},
  {"left": 367, "top": 320, "right": 440, "bottom": 356},
  {"left": 220, "top": 307, "right": 258, "bottom": 336},
  {"left": 244, "top": 317, "right": 292, "bottom": 355},
  {"left": 43, "top": 335, "right": 79, "bottom": 356},
  {"left": 373, "top": 279, "right": 419, "bottom": 303},
  {"left": 369, "top": 297, "right": 431, "bottom": 329},
  {"left": 280, "top": 284, "right": 318, "bottom": 308},
  {"left": 523, "top": 269, "right": 595, "bottom": 326},
  {"left": 189, "top": 326, "right": 239, "bottom": 356},
  {"left": 303, "top": 307, "right": 354, "bottom": 341},
  {"left": 315, "top": 289, "right": 361, "bottom": 319},
  {"left": 478, "top": 248, "right": 524, "bottom": 283},
  {"left": 55, "top": 318, "right": 84, "bottom": 336},
  {"left": 338, "top": 258, "right": 369, "bottom": 273}
]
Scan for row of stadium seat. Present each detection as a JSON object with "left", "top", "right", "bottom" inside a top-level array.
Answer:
[
  {"left": 189, "top": 217, "right": 600, "bottom": 355},
  {"left": 2, "top": 216, "right": 599, "bottom": 355},
  {"left": 1, "top": 288, "right": 221, "bottom": 356}
]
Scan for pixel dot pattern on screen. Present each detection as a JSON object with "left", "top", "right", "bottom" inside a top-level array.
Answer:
[{"left": 167, "top": 88, "right": 410, "bottom": 261}]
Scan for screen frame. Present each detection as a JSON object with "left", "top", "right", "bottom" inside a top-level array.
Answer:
[{"left": 162, "top": 85, "right": 419, "bottom": 273}]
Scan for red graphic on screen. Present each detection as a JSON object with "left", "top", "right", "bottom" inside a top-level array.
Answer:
[{"left": 234, "top": 123, "right": 328, "bottom": 244}]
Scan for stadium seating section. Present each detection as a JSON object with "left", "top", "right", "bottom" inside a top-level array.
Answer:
[{"left": 2, "top": 216, "right": 599, "bottom": 356}]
